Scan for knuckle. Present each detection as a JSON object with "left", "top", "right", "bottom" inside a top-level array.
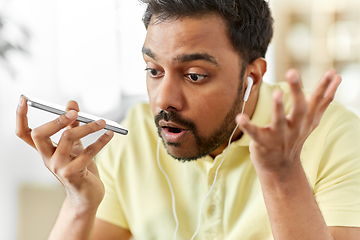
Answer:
[
  {"left": 85, "top": 123, "right": 96, "bottom": 132},
  {"left": 15, "top": 128, "right": 30, "bottom": 139},
  {"left": 294, "top": 104, "right": 307, "bottom": 118},
  {"left": 55, "top": 116, "right": 66, "bottom": 126},
  {"left": 275, "top": 118, "right": 286, "bottom": 128},
  {"left": 61, "top": 169, "right": 73, "bottom": 180},
  {"left": 81, "top": 121, "right": 102, "bottom": 135},
  {"left": 61, "top": 129, "right": 73, "bottom": 141},
  {"left": 299, "top": 105, "right": 308, "bottom": 116},
  {"left": 251, "top": 128, "right": 259, "bottom": 139},
  {"left": 51, "top": 165, "right": 60, "bottom": 175},
  {"left": 314, "top": 94, "right": 323, "bottom": 103},
  {"left": 325, "top": 95, "right": 334, "bottom": 103},
  {"left": 55, "top": 114, "right": 72, "bottom": 127},
  {"left": 31, "top": 128, "right": 41, "bottom": 139},
  {"left": 56, "top": 167, "right": 74, "bottom": 182},
  {"left": 15, "top": 129, "right": 22, "bottom": 138},
  {"left": 47, "top": 161, "right": 59, "bottom": 174},
  {"left": 309, "top": 90, "right": 324, "bottom": 103},
  {"left": 84, "top": 145, "right": 96, "bottom": 156},
  {"left": 72, "top": 140, "right": 83, "bottom": 151}
]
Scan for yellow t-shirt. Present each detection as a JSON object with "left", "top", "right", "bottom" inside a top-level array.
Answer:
[{"left": 96, "top": 82, "right": 360, "bottom": 240}]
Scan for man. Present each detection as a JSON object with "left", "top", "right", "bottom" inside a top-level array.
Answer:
[{"left": 16, "top": 0, "right": 360, "bottom": 239}]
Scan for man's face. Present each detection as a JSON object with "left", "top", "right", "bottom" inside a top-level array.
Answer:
[{"left": 143, "top": 14, "right": 245, "bottom": 161}]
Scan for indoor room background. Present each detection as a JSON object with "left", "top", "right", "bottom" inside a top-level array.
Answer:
[{"left": 0, "top": 0, "right": 359, "bottom": 239}]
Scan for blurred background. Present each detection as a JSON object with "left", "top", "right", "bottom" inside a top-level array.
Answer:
[{"left": 0, "top": 0, "right": 359, "bottom": 239}]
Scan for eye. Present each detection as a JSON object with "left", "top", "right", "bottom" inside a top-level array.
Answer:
[
  {"left": 145, "top": 68, "right": 164, "bottom": 78},
  {"left": 185, "top": 73, "right": 207, "bottom": 82}
]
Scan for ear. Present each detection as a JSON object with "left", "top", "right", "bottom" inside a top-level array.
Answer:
[
  {"left": 241, "top": 57, "right": 267, "bottom": 110},
  {"left": 245, "top": 57, "right": 267, "bottom": 91}
]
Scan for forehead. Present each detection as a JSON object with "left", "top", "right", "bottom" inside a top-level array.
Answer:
[{"left": 143, "top": 14, "right": 239, "bottom": 65}]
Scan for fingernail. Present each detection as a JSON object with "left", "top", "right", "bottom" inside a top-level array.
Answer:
[
  {"left": 18, "top": 96, "right": 24, "bottom": 107},
  {"left": 95, "top": 119, "right": 105, "bottom": 126},
  {"left": 105, "top": 130, "right": 114, "bottom": 136},
  {"left": 65, "top": 110, "right": 77, "bottom": 119}
]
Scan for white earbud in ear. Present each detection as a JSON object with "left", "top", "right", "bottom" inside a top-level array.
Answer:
[{"left": 243, "top": 77, "right": 253, "bottom": 102}]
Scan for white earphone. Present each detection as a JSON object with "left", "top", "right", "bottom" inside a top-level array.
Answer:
[{"left": 243, "top": 76, "right": 253, "bottom": 102}]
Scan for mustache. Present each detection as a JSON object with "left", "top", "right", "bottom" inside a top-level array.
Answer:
[{"left": 154, "top": 110, "right": 196, "bottom": 131}]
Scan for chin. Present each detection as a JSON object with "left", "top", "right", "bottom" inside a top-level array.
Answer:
[{"left": 164, "top": 141, "right": 206, "bottom": 162}]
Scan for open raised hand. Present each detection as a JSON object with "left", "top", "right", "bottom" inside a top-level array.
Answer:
[{"left": 236, "top": 69, "right": 342, "bottom": 174}]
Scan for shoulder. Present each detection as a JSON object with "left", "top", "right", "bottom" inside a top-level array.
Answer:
[
  {"left": 258, "top": 81, "right": 293, "bottom": 113},
  {"left": 317, "top": 101, "right": 360, "bottom": 151},
  {"left": 301, "top": 98, "right": 360, "bottom": 183}
]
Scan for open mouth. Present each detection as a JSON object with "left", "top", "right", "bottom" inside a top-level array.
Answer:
[
  {"left": 166, "top": 127, "right": 183, "bottom": 133},
  {"left": 161, "top": 126, "right": 188, "bottom": 143}
]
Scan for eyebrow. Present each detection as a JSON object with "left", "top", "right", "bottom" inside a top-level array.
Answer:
[
  {"left": 142, "top": 47, "right": 218, "bottom": 66},
  {"left": 142, "top": 47, "right": 156, "bottom": 60}
]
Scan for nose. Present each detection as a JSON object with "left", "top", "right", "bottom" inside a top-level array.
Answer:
[{"left": 155, "top": 74, "right": 184, "bottom": 111}]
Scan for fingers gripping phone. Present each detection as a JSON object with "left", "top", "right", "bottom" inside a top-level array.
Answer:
[{"left": 22, "top": 95, "right": 128, "bottom": 135}]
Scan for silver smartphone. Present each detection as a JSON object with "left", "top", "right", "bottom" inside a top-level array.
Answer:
[{"left": 22, "top": 95, "right": 128, "bottom": 135}]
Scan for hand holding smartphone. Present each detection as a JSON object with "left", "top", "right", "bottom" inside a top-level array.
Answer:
[{"left": 22, "top": 95, "right": 128, "bottom": 135}]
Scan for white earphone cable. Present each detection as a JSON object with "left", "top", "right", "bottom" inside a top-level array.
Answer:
[
  {"left": 157, "top": 137, "right": 179, "bottom": 240},
  {"left": 190, "top": 101, "right": 245, "bottom": 240},
  {"left": 157, "top": 101, "right": 246, "bottom": 240}
]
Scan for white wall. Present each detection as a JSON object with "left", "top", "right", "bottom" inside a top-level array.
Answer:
[{"left": 0, "top": 1, "right": 147, "bottom": 239}]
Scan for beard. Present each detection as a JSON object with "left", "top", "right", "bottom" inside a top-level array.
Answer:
[{"left": 155, "top": 72, "right": 245, "bottom": 162}]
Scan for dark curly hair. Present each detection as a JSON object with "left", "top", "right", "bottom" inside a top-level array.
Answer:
[{"left": 139, "top": 0, "right": 273, "bottom": 65}]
